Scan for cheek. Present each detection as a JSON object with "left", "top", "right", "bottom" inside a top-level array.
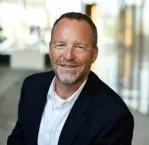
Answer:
[
  {"left": 50, "top": 50, "right": 61, "bottom": 61},
  {"left": 78, "top": 54, "right": 93, "bottom": 65}
]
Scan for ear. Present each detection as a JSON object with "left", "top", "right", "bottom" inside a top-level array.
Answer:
[
  {"left": 92, "top": 47, "right": 98, "bottom": 63},
  {"left": 49, "top": 41, "right": 51, "bottom": 59}
]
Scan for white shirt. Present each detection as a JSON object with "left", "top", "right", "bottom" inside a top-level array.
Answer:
[{"left": 38, "top": 77, "right": 87, "bottom": 145}]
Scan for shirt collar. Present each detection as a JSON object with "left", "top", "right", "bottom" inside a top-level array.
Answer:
[{"left": 47, "top": 77, "right": 87, "bottom": 109}]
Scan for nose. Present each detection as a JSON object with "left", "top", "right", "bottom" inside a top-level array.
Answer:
[{"left": 63, "top": 46, "right": 76, "bottom": 60}]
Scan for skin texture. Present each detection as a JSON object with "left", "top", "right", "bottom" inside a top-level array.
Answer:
[{"left": 49, "top": 18, "right": 98, "bottom": 99}]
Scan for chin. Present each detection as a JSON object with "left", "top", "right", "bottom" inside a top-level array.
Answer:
[{"left": 57, "top": 73, "right": 79, "bottom": 85}]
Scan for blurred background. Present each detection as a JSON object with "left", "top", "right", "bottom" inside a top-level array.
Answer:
[{"left": 0, "top": 0, "right": 149, "bottom": 145}]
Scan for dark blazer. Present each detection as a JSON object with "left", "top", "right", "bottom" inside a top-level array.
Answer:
[{"left": 7, "top": 71, "right": 134, "bottom": 145}]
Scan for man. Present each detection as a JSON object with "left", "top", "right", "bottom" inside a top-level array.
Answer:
[{"left": 7, "top": 12, "right": 134, "bottom": 145}]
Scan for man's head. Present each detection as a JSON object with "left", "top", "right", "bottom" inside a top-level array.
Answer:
[{"left": 49, "top": 12, "right": 98, "bottom": 87}]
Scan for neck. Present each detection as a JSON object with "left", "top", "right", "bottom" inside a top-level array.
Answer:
[{"left": 55, "top": 78, "right": 86, "bottom": 100}]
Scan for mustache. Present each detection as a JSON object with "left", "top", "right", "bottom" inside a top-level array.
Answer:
[{"left": 57, "top": 60, "right": 79, "bottom": 66}]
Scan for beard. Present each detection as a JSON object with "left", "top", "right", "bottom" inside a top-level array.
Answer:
[
  {"left": 55, "top": 68, "right": 83, "bottom": 85},
  {"left": 51, "top": 59, "right": 92, "bottom": 85}
]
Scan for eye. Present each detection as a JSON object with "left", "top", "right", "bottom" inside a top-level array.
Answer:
[
  {"left": 55, "top": 43, "right": 65, "bottom": 49},
  {"left": 75, "top": 45, "right": 86, "bottom": 52},
  {"left": 56, "top": 44, "right": 64, "bottom": 47}
]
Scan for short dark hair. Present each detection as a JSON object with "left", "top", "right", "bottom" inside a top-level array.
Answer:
[{"left": 51, "top": 12, "right": 98, "bottom": 48}]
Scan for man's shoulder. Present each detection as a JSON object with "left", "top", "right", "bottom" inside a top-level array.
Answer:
[
  {"left": 26, "top": 70, "right": 54, "bottom": 79},
  {"left": 88, "top": 71, "right": 132, "bottom": 115}
]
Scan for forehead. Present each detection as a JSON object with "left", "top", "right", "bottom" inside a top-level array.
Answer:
[
  {"left": 51, "top": 18, "right": 92, "bottom": 43},
  {"left": 53, "top": 18, "right": 92, "bottom": 33}
]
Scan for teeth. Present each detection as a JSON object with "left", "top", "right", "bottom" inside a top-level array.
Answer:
[
  {"left": 65, "top": 65, "right": 73, "bottom": 67},
  {"left": 62, "top": 64, "right": 76, "bottom": 66},
  {"left": 61, "top": 65, "right": 76, "bottom": 67}
]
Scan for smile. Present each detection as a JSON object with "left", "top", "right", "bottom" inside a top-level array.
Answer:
[
  {"left": 61, "top": 64, "right": 77, "bottom": 67},
  {"left": 58, "top": 64, "right": 79, "bottom": 70}
]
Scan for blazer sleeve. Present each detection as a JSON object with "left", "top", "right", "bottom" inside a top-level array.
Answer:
[
  {"left": 94, "top": 112, "right": 134, "bottom": 145},
  {"left": 7, "top": 79, "right": 26, "bottom": 145}
]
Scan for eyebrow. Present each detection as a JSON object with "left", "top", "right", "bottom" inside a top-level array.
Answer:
[
  {"left": 75, "top": 42, "right": 87, "bottom": 47},
  {"left": 51, "top": 40, "right": 88, "bottom": 47},
  {"left": 52, "top": 41, "right": 65, "bottom": 44},
  {"left": 73, "top": 40, "right": 88, "bottom": 46}
]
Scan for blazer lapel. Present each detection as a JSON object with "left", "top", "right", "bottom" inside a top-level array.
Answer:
[
  {"left": 33, "top": 82, "right": 49, "bottom": 138},
  {"left": 31, "top": 71, "right": 54, "bottom": 143},
  {"left": 58, "top": 78, "right": 93, "bottom": 145}
]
